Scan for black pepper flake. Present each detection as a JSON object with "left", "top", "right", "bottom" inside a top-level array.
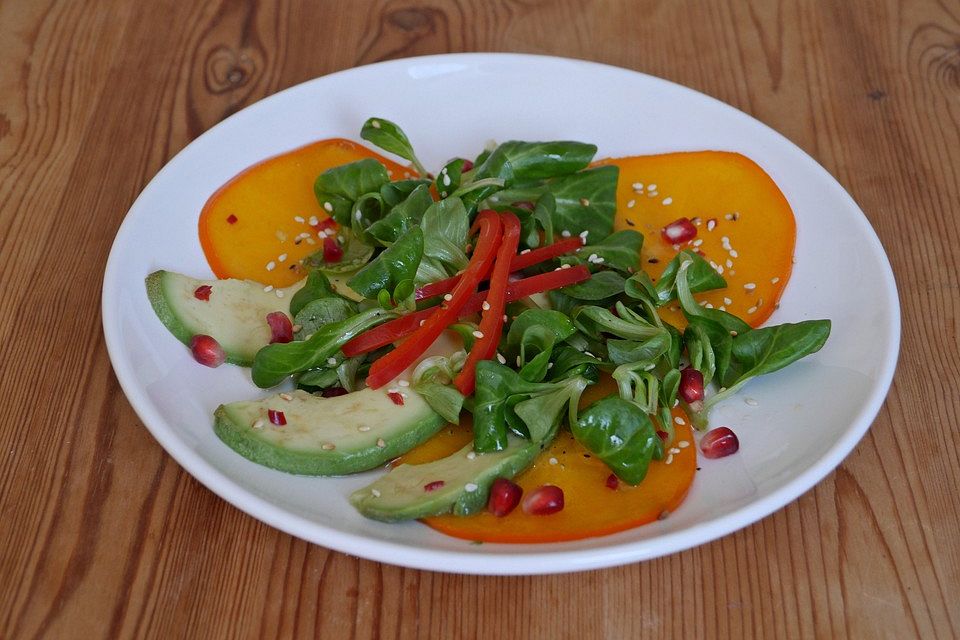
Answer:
[
  {"left": 658, "top": 510, "right": 670, "bottom": 521},
  {"left": 648, "top": 257, "right": 659, "bottom": 264},
  {"left": 625, "top": 219, "right": 636, "bottom": 226}
]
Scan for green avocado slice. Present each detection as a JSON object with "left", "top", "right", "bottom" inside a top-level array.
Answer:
[
  {"left": 350, "top": 435, "right": 550, "bottom": 522},
  {"left": 214, "top": 388, "right": 446, "bottom": 476}
]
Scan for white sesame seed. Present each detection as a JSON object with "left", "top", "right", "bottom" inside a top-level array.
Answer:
[
  {"left": 719, "top": 306, "right": 727, "bottom": 311},
  {"left": 398, "top": 379, "right": 410, "bottom": 387},
  {"left": 322, "top": 443, "right": 335, "bottom": 451},
  {"left": 466, "top": 451, "right": 477, "bottom": 460},
  {"left": 371, "top": 488, "right": 381, "bottom": 497},
  {"left": 323, "top": 201, "right": 333, "bottom": 212},
  {"left": 549, "top": 457, "right": 559, "bottom": 465},
  {"left": 692, "top": 239, "right": 703, "bottom": 247},
  {"left": 561, "top": 230, "right": 571, "bottom": 238},
  {"left": 726, "top": 259, "right": 734, "bottom": 268},
  {"left": 465, "top": 483, "right": 478, "bottom": 492},
  {"left": 665, "top": 454, "right": 674, "bottom": 465},
  {"left": 707, "top": 219, "right": 717, "bottom": 231},
  {"left": 724, "top": 213, "right": 733, "bottom": 220},
  {"left": 673, "top": 399, "right": 679, "bottom": 407},
  {"left": 547, "top": 362, "right": 554, "bottom": 369},
  {"left": 442, "top": 173, "right": 451, "bottom": 186},
  {"left": 674, "top": 416, "right": 686, "bottom": 425},
  {"left": 584, "top": 351, "right": 596, "bottom": 358},
  {"left": 647, "top": 191, "right": 658, "bottom": 197},
  {"left": 371, "top": 119, "right": 381, "bottom": 129},
  {"left": 327, "top": 357, "right": 337, "bottom": 366},
  {"left": 263, "top": 285, "right": 274, "bottom": 292},
  {"left": 306, "top": 238, "right": 316, "bottom": 245},
  {"left": 472, "top": 330, "right": 484, "bottom": 339},
  {"left": 358, "top": 426, "right": 371, "bottom": 432},
  {"left": 294, "top": 216, "right": 305, "bottom": 223},
  {"left": 771, "top": 277, "right": 781, "bottom": 284},
  {"left": 627, "top": 199, "right": 636, "bottom": 208},
  {"left": 443, "top": 293, "right": 453, "bottom": 301},
  {"left": 278, "top": 253, "right": 287, "bottom": 262},
  {"left": 354, "top": 210, "right": 362, "bottom": 221},
  {"left": 670, "top": 447, "right": 681, "bottom": 454},
  {"left": 747, "top": 306, "right": 758, "bottom": 314},
  {"left": 744, "top": 282, "right": 757, "bottom": 291},
  {"left": 252, "top": 419, "right": 265, "bottom": 430},
  {"left": 724, "top": 297, "right": 733, "bottom": 305},
  {"left": 632, "top": 182, "right": 644, "bottom": 191},
  {"left": 705, "top": 303, "right": 714, "bottom": 309},
  {"left": 678, "top": 440, "right": 690, "bottom": 448},
  {"left": 560, "top": 263, "right": 572, "bottom": 269},
  {"left": 266, "top": 261, "right": 276, "bottom": 271},
  {"left": 496, "top": 353, "right": 506, "bottom": 364},
  {"left": 502, "top": 314, "right": 508, "bottom": 322},
  {"left": 588, "top": 253, "right": 599, "bottom": 262},
  {"left": 275, "top": 289, "right": 285, "bottom": 298},
  {"left": 729, "top": 250, "right": 739, "bottom": 258},
  {"left": 579, "top": 230, "right": 589, "bottom": 239},
  {"left": 376, "top": 438, "right": 386, "bottom": 448},
  {"left": 662, "top": 197, "right": 673, "bottom": 205},
  {"left": 516, "top": 356, "right": 523, "bottom": 367},
  {"left": 745, "top": 397, "right": 759, "bottom": 406},
  {"left": 520, "top": 249, "right": 531, "bottom": 255},
  {"left": 419, "top": 319, "right": 426, "bottom": 326},
  {"left": 280, "top": 393, "right": 293, "bottom": 401},
  {"left": 482, "top": 301, "right": 491, "bottom": 311}
]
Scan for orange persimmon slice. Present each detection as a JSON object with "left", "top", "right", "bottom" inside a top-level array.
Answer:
[
  {"left": 198, "top": 138, "right": 413, "bottom": 288},
  {"left": 597, "top": 151, "right": 796, "bottom": 328}
]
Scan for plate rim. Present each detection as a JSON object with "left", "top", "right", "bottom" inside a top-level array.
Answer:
[{"left": 101, "top": 52, "right": 901, "bottom": 575}]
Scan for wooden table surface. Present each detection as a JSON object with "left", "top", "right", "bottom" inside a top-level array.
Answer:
[{"left": 2, "top": 1, "right": 958, "bottom": 638}]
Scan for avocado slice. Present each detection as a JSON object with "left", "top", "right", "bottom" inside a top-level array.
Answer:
[
  {"left": 146, "top": 270, "right": 361, "bottom": 366},
  {"left": 214, "top": 388, "right": 446, "bottom": 476},
  {"left": 349, "top": 435, "right": 549, "bottom": 522}
]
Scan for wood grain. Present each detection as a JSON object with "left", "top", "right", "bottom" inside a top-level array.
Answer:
[{"left": 1, "top": 0, "right": 958, "bottom": 637}]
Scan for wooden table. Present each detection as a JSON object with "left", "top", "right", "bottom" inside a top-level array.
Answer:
[{"left": 2, "top": 1, "right": 957, "bottom": 637}]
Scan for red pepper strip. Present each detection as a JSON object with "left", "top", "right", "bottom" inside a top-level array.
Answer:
[
  {"left": 415, "top": 236, "right": 585, "bottom": 301},
  {"left": 453, "top": 213, "right": 522, "bottom": 395},
  {"left": 342, "top": 266, "right": 591, "bottom": 357},
  {"left": 365, "top": 211, "right": 503, "bottom": 389}
]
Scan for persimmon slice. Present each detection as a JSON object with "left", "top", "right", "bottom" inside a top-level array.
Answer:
[{"left": 198, "top": 138, "right": 412, "bottom": 288}]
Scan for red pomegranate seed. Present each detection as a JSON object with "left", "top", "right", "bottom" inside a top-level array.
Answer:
[
  {"left": 226, "top": 214, "right": 238, "bottom": 224},
  {"left": 605, "top": 473, "right": 619, "bottom": 490},
  {"left": 387, "top": 391, "right": 404, "bottom": 406},
  {"left": 189, "top": 334, "right": 224, "bottom": 368},
  {"left": 661, "top": 217, "right": 697, "bottom": 244},
  {"left": 267, "top": 409, "right": 286, "bottom": 426},
  {"left": 424, "top": 480, "right": 445, "bottom": 492},
  {"left": 521, "top": 484, "right": 564, "bottom": 516},
  {"left": 266, "top": 311, "right": 293, "bottom": 344},
  {"left": 323, "top": 236, "right": 343, "bottom": 263},
  {"left": 461, "top": 159, "right": 474, "bottom": 172},
  {"left": 321, "top": 387, "right": 349, "bottom": 398},
  {"left": 657, "top": 430, "right": 670, "bottom": 441},
  {"left": 487, "top": 478, "right": 523, "bottom": 517},
  {"left": 700, "top": 427, "right": 739, "bottom": 459},
  {"left": 679, "top": 368, "right": 705, "bottom": 403},
  {"left": 313, "top": 217, "right": 337, "bottom": 233},
  {"left": 193, "top": 284, "right": 212, "bottom": 301}
]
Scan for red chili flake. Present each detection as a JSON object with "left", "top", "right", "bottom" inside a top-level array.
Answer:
[
  {"left": 193, "top": 285, "right": 212, "bottom": 301},
  {"left": 424, "top": 480, "right": 445, "bottom": 492},
  {"left": 605, "top": 473, "right": 619, "bottom": 490},
  {"left": 267, "top": 409, "right": 286, "bottom": 426},
  {"left": 226, "top": 214, "right": 238, "bottom": 224},
  {"left": 387, "top": 391, "right": 404, "bottom": 406}
]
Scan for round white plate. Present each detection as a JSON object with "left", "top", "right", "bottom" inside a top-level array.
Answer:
[{"left": 102, "top": 53, "right": 899, "bottom": 575}]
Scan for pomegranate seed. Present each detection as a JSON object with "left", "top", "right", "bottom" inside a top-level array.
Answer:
[
  {"left": 226, "top": 214, "right": 238, "bottom": 224},
  {"left": 313, "top": 217, "right": 337, "bottom": 233},
  {"left": 700, "top": 427, "right": 739, "bottom": 459},
  {"left": 193, "top": 284, "right": 212, "bottom": 301},
  {"left": 189, "top": 335, "right": 224, "bottom": 368},
  {"left": 267, "top": 409, "right": 286, "bottom": 426},
  {"left": 323, "top": 236, "right": 343, "bottom": 262},
  {"left": 460, "top": 159, "right": 474, "bottom": 172},
  {"left": 424, "top": 480, "right": 445, "bottom": 492},
  {"left": 387, "top": 391, "right": 404, "bottom": 406},
  {"left": 605, "top": 474, "right": 619, "bottom": 490},
  {"left": 521, "top": 484, "right": 564, "bottom": 516},
  {"left": 679, "top": 368, "right": 705, "bottom": 403},
  {"left": 657, "top": 430, "right": 670, "bottom": 441},
  {"left": 321, "top": 387, "right": 349, "bottom": 398},
  {"left": 266, "top": 311, "right": 293, "bottom": 344},
  {"left": 487, "top": 478, "right": 522, "bottom": 517},
  {"left": 661, "top": 217, "right": 697, "bottom": 244}
]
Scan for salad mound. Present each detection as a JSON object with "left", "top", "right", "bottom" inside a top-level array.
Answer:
[{"left": 146, "top": 117, "right": 830, "bottom": 542}]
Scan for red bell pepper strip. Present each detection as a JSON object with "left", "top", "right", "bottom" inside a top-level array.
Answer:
[
  {"left": 342, "top": 265, "right": 591, "bottom": 357},
  {"left": 453, "top": 213, "right": 521, "bottom": 395},
  {"left": 365, "top": 210, "right": 503, "bottom": 389},
  {"left": 414, "top": 236, "right": 584, "bottom": 301}
]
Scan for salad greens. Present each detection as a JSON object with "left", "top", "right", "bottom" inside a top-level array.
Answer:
[{"left": 205, "top": 116, "right": 831, "bottom": 495}]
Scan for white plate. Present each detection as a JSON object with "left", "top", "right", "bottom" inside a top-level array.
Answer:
[{"left": 102, "top": 53, "right": 899, "bottom": 575}]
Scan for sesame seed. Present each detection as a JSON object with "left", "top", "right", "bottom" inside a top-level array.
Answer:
[
  {"left": 482, "top": 301, "right": 491, "bottom": 311},
  {"left": 516, "top": 356, "right": 523, "bottom": 367},
  {"left": 647, "top": 190, "right": 658, "bottom": 197},
  {"left": 266, "top": 261, "right": 276, "bottom": 271},
  {"left": 745, "top": 397, "right": 759, "bottom": 406},
  {"left": 275, "top": 289, "right": 284, "bottom": 298},
  {"left": 729, "top": 250, "right": 739, "bottom": 258},
  {"left": 371, "top": 119, "right": 381, "bottom": 129},
  {"left": 560, "top": 263, "right": 572, "bottom": 269},
  {"left": 719, "top": 306, "right": 726, "bottom": 311},
  {"left": 278, "top": 253, "right": 287, "bottom": 262},
  {"left": 627, "top": 199, "right": 636, "bottom": 208},
  {"left": 662, "top": 197, "right": 673, "bottom": 205},
  {"left": 588, "top": 253, "right": 599, "bottom": 262},
  {"left": 371, "top": 488, "right": 381, "bottom": 497},
  {"left": 724, "top": 213, "right": 733, "bottom": 220},
  {"left": 670, "top": 447, "right": 681, "bottom": 454},
  {"left": 496, "top": 353, "right": 506, "bottom": 364},
  {"left": 307, "top": 215, "right": 320, "bottom": 226},
  {"left": 747, "top": 306, "right": 758, "bottom": 314},
  {"left": 466, "top": 451, "right": 477, "bottom": 460},
  {"left": 323, "top": 202, "right": 333, "bottom": 212},
  {"left": 502, "top": 314, "right": 508, "bottom": 322},
  {"left": 252, "top": 419, "right": 265, "bottom": 430},
  {"left": 579, "top": 197, "right": 590, "bottom": 206},
  {"left": 442, "top": 173, "right": 451, "bottom": 186},
  {"left": 707, "top": 219, "right": 717, "bottom": 231},
  {"left": 632, "top": 182, "right": 644, "bottom": 191},
  {"left": 419, "top": 320, "right": 426, "bottom": 326},
  {"left": 744, "top": 282, "right": 757, "bottom": 291},
  {"left": 520, "top": 249, "right": 531, "bottom": 255},
  {"left": 674, "top": 416, "right": 686, "bottom": 425},
  {"left": 376, "top": 438, "right": 386, "bottom": 448},
  {"left": 465, "top": 483, "right": 478, "bottom": 492},
  {"left": 358, "top": 426, "right": 371, "bottom": 432},
  {"left": 322, "top": 443, "right": 335, "bottom": 451},
  {"left": 678, "top": 440, "right": 690, "bottom": 448},
  {"left": 398, "top": 379, "right": 410, "bottom": 387},
  {"left": 279, "top": 393, "right": 293, "bottom": 401},
  {"left": 294, "top": 216, "right": 305, "bottom": 223},
  {"left": 354, "top": 210, "right": 362, "bottom": 221},
  {"left": 724, "top": 297, "right": 733, "bottom": 305},
  {"left": 549, "top": 457, "right": 559, "bottom": 465},
  {"left": 472, "top": 330, "right": 484, "bottom": 339},
  {"left": 263, "top": 285, "right": 274, "bottom": 292},
  {"left": 561, "top": 230, "right": 571, "bottom": 238},
  {"left": 704, "top": 302, "right": 714, "bottom": 309},
  {"left": 648, "top": 183, "right": 658, "bottom": 191},
  {"left": 771, "top": 277, "right": 780, "bottom": 284},
  {"left": 692, "top": 239, "right": 703, "bottom": 247},
  {"left": 584, "top": 351, "right": 596, "bottom": 358},
  {"left": 305, "top": 238, "right": 316, "bottom": 245},
  {"left": 327, "top": 357, "right": 337, "bottom": 366},
  {"left": 726, "top": 259, "right": 734, "bottom": 268},
  {"left": 443, "top": 293, "right": 453, "bottom": 301},
  {"left": 665, "top": 454, "right": 674, "bottom": 465}
]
